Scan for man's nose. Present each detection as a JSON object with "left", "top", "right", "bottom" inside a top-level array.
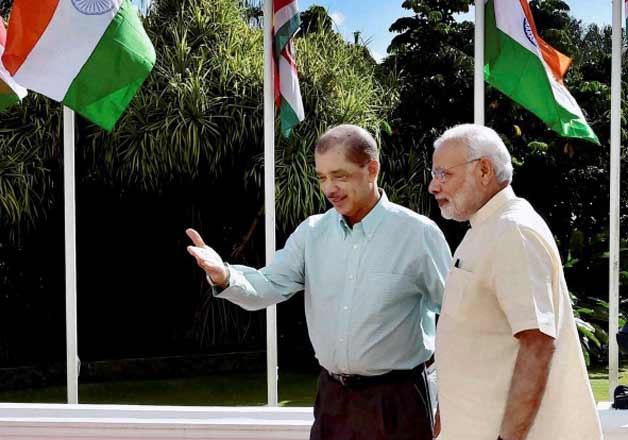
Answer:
[
  {"left": 428, "top": 177, "right": 440, "bottom": 195},
  {"left": 322, "top": 180, "right": 337, "bottom": 196}
]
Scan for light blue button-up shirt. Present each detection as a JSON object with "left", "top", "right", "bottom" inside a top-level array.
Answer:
[{"left": 216, "top": 192, "right": 452, "bottom": 376}]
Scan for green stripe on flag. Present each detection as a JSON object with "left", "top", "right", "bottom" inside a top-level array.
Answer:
[
  {"left": 63, "top": 0, "right": 155, "bottom": 131},
  {"left": 485, "top": 0, "right": 598, "bottom": 144},
  {"left": 279, "top": 96, "right": 300, "bottom": 137},
  {"left": 274, "top": 14, "right": 300, "bottom": 57}
]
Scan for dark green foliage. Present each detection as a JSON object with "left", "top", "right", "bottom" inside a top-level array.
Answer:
[
  {"left": 386, "top": 0, "right": 628, "bottom": 365},
  {"left": 0, "top": 0, "right": 626, "bottom": 370},
  {"left": 376, "top": 0, "right": 475, "bottom": 224},
  {"left": 386, "top": 0, "right": 473, "bottom": 148},
  {"left": 0, "top": 0, "right": 394, "bottom": 365},
  {"left": 299, "top": 5, "right": 334, "bottom": 36},
  {"left": 0, "top": 0, "right": 10, "bottom": 16}
]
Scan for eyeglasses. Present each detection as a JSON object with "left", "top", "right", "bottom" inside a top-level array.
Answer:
[{"left": 430, "top": 158, "right": 481, "bottom": 183}]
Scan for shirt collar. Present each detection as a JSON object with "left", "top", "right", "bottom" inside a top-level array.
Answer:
[
  {"left": 469, "top": 185, "right": 517, "bottom": 228},
  {"left": 338, "top": 189, "right": 389, "bottom": 240}
]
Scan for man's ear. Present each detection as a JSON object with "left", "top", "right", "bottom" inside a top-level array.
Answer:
[
  {"left": 479, "top": 157, "right": 495, "bottom": 184},
  {"left": 367, "top": 159, "right": 379, "bottom": 182}
]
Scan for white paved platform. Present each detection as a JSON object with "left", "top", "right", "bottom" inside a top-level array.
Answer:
[{"left": 0, "top": 402, "right": 625, "bottom": 439}]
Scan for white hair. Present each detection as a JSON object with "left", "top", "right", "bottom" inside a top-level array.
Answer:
[{"left": 434, "top": 124, "right": 513, "bottom": 184}]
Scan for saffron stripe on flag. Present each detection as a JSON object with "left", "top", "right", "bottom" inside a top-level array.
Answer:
[
  {"left": 3, "top": 0, "right": 65, "bottom": 75},
  {"left": 5, "top": 0, "right": 120, "bottom": 101},
  {"left": 0, "top": 17, "right": 27, "bottom": 111},
  {"left": 517, "top": 0, "right": 571, "bottom": 81},
  {"left": 3, "top": 0, "right": 153, "bottom": 130},
  {"left": 485, "top": 0, "right": 598, "bottom": 144},
  {"left": 492, "top": 0, "right": 584, "bottom": 119}
]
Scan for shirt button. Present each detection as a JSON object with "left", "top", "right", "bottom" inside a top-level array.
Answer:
[
  {"left": 339, "top": 338, "right": 345, "bottom": 342},
  {"left": 348, "top": 275, "right": 354, "bottom": 280},
  {"left": 353, "top": 244, "right": 359, "bottom": 249},
  {"left": 343, "top": 306, "right": 349, "bottom": 311}
]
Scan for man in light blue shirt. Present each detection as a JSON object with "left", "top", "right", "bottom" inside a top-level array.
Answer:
[{"left": 187, "top": 124, "right": 451, "bottom": 440}]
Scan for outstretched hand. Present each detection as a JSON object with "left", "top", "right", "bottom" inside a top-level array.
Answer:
[{"left": 186, "top": 228, "right": 229, "bottom": 286}]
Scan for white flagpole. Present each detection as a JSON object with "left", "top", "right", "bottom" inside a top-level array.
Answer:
[
  {"left": 63, "top": 106, "right": 79, "bottom": 404},
  {"left": 263, "top": 0, "right": 279, "bottom": 406},
  {"left": 474, "top": 0, "right": 485, "bottom": 125},
  {"left": 608, "top": 0, "right": 622, "bottom": 402}
]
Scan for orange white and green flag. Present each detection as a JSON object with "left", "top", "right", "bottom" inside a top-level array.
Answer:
[
  {"left": 484, "top": 0, "right": 599, "bottom": 144},
  {"left": 273, "top": 0, "right": 304, "bottom": 137},
  {"left": 0, "top": 16, "right": 27, "bottom": 112},
  {"left": 2, "top": 0, "right": 155, "bottom": 131}
]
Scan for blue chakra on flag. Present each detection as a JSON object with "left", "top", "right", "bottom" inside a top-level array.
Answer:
[
  {"left": 522, "top": 17, "right": 538, "bottom": 47},
  {"left": 71, "top": 0, "right": 116, "bottom": 15}
]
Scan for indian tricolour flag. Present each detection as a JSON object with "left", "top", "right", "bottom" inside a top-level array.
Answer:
[
  {"left": 2, "top": 0, "right": 155, "bottom": 131},
  {"left": 273, "top": 0, "right": 305, "bottom": 137},
  {"left": 485, "top": 0, "right": 599, "bottom": 144},
  {"left": 0, "top": 17, "right": 27, "bottom": 112}
]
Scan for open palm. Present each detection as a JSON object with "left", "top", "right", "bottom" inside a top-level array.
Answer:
[{"left": 186, "top": 228, "right": 228, "bottom": 286}]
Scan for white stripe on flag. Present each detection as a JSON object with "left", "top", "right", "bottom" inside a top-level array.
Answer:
[
  {"left": 0, "top": 45, "right": 27, "bottom": 99},
  {"left": 274, "top": 2, "right": 299, "bottom": 33},
  {"left": 494, "top": 1, "right": 544, "bottom": 60},
  {"left": 279, "top": 53, "right": 304, "bottom": 120},
  {"left": 547, "top": 72, "right": 586, "bottom": 118},
  {"left": 494, "top": 1, "right": 585, "bottom": 119},
  {"left": 13, "top": 0, "right": 121, "bottom": 101}
]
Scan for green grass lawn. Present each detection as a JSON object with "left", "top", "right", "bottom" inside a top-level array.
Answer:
[
  {"left": 587, "top": 366, "right": 628, "bottom": 402},
  {"left": 0, "top": 371, "right": 319, "bottom": 406},
  {"left": 1, "top": 368, "right": 626, "bottom": 405}
]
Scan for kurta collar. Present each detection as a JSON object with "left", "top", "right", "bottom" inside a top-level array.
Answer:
[{"left": 469, "top": 185, "right": 516, "bottom": 228}]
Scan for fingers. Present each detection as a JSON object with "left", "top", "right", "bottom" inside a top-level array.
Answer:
[
  {"left": 186, "top": 228, "right": 206, "bottom": 248},
  {"left": 187, "top": 246, "right": 213, "bottom": 273},
  {"left": 433, "top": 408, "right": 441, "bottom": 438},
  {"left": 187, "top": 245, "right": 201, "bottom": 259}
]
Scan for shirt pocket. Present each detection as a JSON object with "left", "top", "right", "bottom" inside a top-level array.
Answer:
[{"left": 441, "top": 267, "right": 474, "bottom": 318}]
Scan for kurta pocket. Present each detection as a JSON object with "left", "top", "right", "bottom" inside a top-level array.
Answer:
[{"left": 441, "top": 267, "right": 474, "bottom": 318}]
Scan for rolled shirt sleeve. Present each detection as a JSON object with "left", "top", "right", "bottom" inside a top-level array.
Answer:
[
  {"left": 210, "top": 220, "right": 308, "bottom": 311},
  {"left": 489, "top": 224, "right": 557, "bottom": 338}
]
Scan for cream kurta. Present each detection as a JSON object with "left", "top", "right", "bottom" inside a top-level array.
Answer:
[{"left": 436, "top": 186, "right": 602, "bottom": 440}]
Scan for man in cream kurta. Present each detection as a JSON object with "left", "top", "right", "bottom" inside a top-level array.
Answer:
[{"left": 429, "top": 124, "right": 602, "bottom": 440}]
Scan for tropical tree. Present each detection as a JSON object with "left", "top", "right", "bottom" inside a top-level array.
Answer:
[
  {"left": 299, "top": 5, "right": 334, "bottom": 36},
  {"left": 0, "top": 0, "right": 396, "bottom": 362},
  {"left": 385, "top": 0, "right": 474, "bottom": 147},
  {"left": 382, "top": 0, "right": 628, "bottom": 364}
]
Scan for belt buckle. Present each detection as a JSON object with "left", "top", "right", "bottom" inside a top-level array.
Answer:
[
  {"left": 338, "top": 374, "right": 351, "bottom": 386},
  {"left": 337, "top": 373, "right": 362, "bottom": 387}
]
